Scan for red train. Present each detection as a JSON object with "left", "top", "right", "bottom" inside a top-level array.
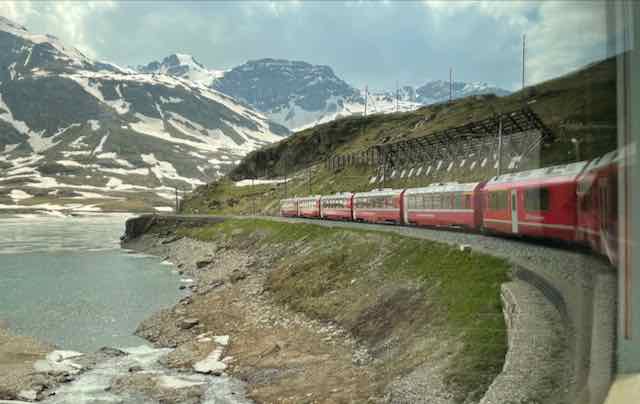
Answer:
[{"left": 279, "top": 150, "right": 626, "bottom": 265}]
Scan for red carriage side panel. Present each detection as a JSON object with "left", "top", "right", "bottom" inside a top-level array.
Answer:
[
  {"left": 280, "top": 198, "right": 299, "bottom": 217},
  {"left": 354, "top": 189, "right": 403, "bottom": 224},
  {"left": 320, "top": 193, "right": 354, "bottom": 221},
  {"left": 482, "top": 162, "right": 588, "bottom": 242},
  {"left": 404, "top": 182, "right": 480, "bottom": 230}
]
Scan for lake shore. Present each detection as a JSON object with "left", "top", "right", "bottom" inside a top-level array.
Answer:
[{"left": 124, "top": 229, "right": 382, "bottom": 403}]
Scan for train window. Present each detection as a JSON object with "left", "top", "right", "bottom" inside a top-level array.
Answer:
[
  {"left": 489, "top": 191, "right": 508, "bottom": 211},
  {"left": 465, "top": 195, "right": 472, "bottom": 209},
  {"left": 432, "top": 193, "right": 441, "bottom": 209},
  {"left": 454, "top": 193, "right": 464, "bottom": 209},
  {"left": 525, "top": 188, "right": 550, "bottom": 212}
]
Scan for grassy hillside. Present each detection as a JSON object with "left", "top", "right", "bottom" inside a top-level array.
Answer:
[
  {"left": 183, "top": 56, "right": 617, "bottom": 215},
  {"left": 175, "top": 218, "right": 512, "bottom": 402}
]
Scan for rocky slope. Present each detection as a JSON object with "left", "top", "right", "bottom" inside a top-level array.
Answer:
[{"left": 0, "top": 17, "right": 288, "bottom": 212}]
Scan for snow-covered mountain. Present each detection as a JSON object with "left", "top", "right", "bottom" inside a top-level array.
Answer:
[
  {"left": 412, "top": 80, "right": 511, "bottom": 104},
  {"left": 207, "top": 58, "right": 510, "bottom": 131},
  {"left": 138, "top": 53, "right": 225, "bottom": 87},
  {"left": 0, "top": 17, "right": 288, "bottom": 212}
]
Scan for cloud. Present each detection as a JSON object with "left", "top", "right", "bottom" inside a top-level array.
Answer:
[
  {"left": 0, "top": 1, "right": 117, "bottom": 58},
  {"left": 0, "top": 1, "right": 612, "bottom": 90},
  {"left": 424, "top": 0, "right": 609, "bottom": 86},
  {"left": 525, "top": 1, "right": 608, "bottom": 84}
]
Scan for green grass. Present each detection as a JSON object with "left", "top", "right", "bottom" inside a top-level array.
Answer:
[{"left": 176, "top": 218, "right": 511, "bottom": 402}]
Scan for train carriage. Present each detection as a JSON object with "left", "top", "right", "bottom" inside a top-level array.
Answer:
[
  {"left": 353, "top": 189, "right": 405, "bottom": 224},
  {"left": 576, "top": 148, "right": 630, "bottom": 264},
  {"left": 403, "top": 182, "right": 484, "bottom": 230},
  {"left": 482, "top": 161, "right": 588, "bottom": 242},
  {"left": 320, "top": 193, "right": 354, "bottom": 220},
  {"left": 279, "top": 198, "right": 299, "bottom": 217},
  {"left": 297, "top": 195, "right": 322, "bottom": 218}
]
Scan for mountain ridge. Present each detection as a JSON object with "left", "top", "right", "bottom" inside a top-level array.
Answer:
[{"left": 0, "top": 17, "right": 288, "bottom": 212}]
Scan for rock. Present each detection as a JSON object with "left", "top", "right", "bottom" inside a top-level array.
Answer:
[
  {"left": 17, "top": 390, "right": 38, "bottom": 401},
  {"left": 161, "top": 236, "right": 183, "bottom": 245},
  {"left": 179, "top": 296, "right": 193, "bottom": 305},
  {"left": 229, "top": 270, "right": 247, "bottom": 283},
  {"left": 179, "top": 318, "right": 200, "bottom": 329},
  {"left": 196, "top": 259, "right": 212, "bottom": 269},
  {"left": 98, "top": 347, "right": 128, "bottom": 357},
  {"left": 128, "top": 365, "right": 143, "bottom": 373},
  {"left": 214, "top": 335, "right": 230, "bottom": 346},
  {"left": 193, "top": 348, "right": 227, "bottom": 374},
  {"left": 459, "top": 244, "right": 472, "bottom": 253},
  {"left": 179, "top": 285, "right": 187, "bottom": 290}
]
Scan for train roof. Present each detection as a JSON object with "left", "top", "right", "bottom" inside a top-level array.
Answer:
[
  {"left": 404, "top": 182, "right": 480, "bottom": 194},
  {"left": 486, "top": 161, "right": 588, "bottom": 187},
  {"left": 581, "top": 145, "right": 636, "bottom": 174},
  {"left": 296, "top": 195, "right": 322, "bottom": 201},
  {"left": 321, "top": 192, "right": 354, "bottom": 199},
  {"left": 354, "top": 189, "right": 403, "bottom": 198}
]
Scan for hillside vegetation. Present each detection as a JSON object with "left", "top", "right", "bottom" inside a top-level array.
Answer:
[
  {"left": 174, "top": 218, "right": 511, "bottom": 402},
  {"left": 183, "top": 56, "right": 617, "bottom": 215}
]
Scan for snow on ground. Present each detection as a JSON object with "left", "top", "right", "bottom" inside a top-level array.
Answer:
[
  {"left": 131, "top": 113, "right": 239, "bottom": 155},
  {"left": 27, "top": 130, "right": 61, "bottom": 153},
  {"left": 9, "top": 189, "right": 33, "bottom": 201},
  {"left": 96, "top": 152, "right": 134, "bottom": 168},
  {"left": 141, "top": 153, "right": 205, "bottom": 186},
  {"left": 57, "top": 160, "right": 83, "bottom": 167},
  {"left": 234, "top": 178, "right": 288, "bottom": 187},
  {"left": 88, "top": 120, "right": 101, "bottom": 131},
  {"left": 0, "top": 202, "right": 102, "bottom": 212},
  {"left": 6, "top": 166, "right": 37, "bottom": 176},
  {"left": 69, "top": 136, "right": 88, "bottom": 149},
  {"left": 61, "top": 150, "right": 91, "bottom": 157},
  {"left": 98, "top": 167, "right": 150, "bottom": 176},
  {"left": 94, "top": 134, "right": 109, "bottom": 154}
]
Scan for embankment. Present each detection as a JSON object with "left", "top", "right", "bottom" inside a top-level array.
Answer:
[{"left": 123, "top": 214, "right": 577, "bottom": 404}]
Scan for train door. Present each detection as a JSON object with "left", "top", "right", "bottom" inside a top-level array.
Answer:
[{"left": 511, "top": 189, "right": 519, "bottom": 233}]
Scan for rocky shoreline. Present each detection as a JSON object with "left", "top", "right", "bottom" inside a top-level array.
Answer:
[{"left": 124, "top": 228, "right": 384, "bottom": 403}]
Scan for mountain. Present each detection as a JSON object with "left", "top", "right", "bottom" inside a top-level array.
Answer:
[
  {"left": 138, "top": 53, "right": 225, "bottom": 87},
  {"left": 413, "top": 80, "right": 511, "bottom": 104},
  {"left": 211, "top": 59, "right": 364, "bottom": 131},
  {"left": 208, "top": 58, "right": 509, "bottom": 131},
  {"left": 0, "top": 17, "right": 288, "bottom": 212}
]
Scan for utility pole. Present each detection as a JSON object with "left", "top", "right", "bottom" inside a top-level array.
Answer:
[
  {"left": 283, "top": 157, "right": 287, "bottom": 199},
  {"left": 364, "top": 85, "right": 368, "bottom": 117},
  {"left": 174, "top": 187, "right": 179, "bottom": 214},
  {"left": 496, "top": 117, "right": 503, "bottom": 176},
  {"left": 395, "top": 80, "right": 399, "bottom": 113},
  {"left": 251, "top": 177, "right": 256, "bottom": 216},
  {"left": 449, "top": 67, "right": 452, "bottom": 102},
  {"left": 522, "top": 34, "right": 526, "bottom": 91},
  {"left": 307, "top": 167, "right": 311, "bottom": 195}
]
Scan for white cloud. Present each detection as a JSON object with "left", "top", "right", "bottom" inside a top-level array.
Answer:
[
  {"left": 525, "top": 1, "right": 608, "bottom": 84},
  {"left": 424, "top": 0, "right": 609, "bottom": 86},
  {"left": 0, "top": 1, "right": 117, "bottom": 58}
]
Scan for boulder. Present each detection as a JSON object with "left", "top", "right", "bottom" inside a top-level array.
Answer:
[{"left": 178, "top": 318, "right": 200, "bottom": 330}]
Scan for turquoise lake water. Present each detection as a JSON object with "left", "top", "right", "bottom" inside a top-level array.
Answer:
[{"left": 0, "top": 214, "right": 184, "bottom": 352}]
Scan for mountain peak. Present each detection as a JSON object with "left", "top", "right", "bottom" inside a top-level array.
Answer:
[
  {"left": 138, "top": 53, "right": 224, "bottom": 86},
  {"left": 0, "top": 16, "right": 28, "bottom": 33}
]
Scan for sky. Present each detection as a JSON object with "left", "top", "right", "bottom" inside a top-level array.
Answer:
[{"left": 1, "top": 1, "right": 613, "bottom": 91}]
